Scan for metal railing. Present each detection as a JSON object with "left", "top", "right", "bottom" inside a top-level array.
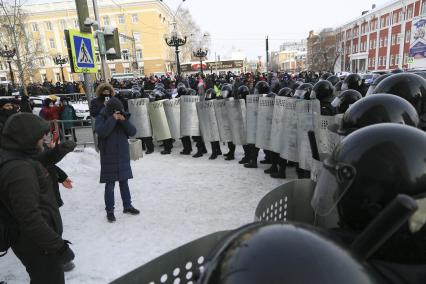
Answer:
[{"left": 47, "top": 119, "right": 95, "bottom": 147}]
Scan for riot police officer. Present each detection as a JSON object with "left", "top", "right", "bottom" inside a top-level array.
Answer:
[
  {"left": 372, "top": 73, "right": 426, "bottom": 131},
  {"left": 331, "top": 89, "right": 362, "bottom": 114},
  {"left": 311, "top": 124, "right": 426, "bottom": 283},
  {"left": 198, "top": 222, "right": 382, "bottom": 284}
]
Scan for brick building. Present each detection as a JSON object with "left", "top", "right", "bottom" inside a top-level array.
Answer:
[
  {"left": 335, "top": 0, "right": 426, "bottom": 73},
  {"left": 307, "top": 29, "right": 337, "bottom": 71}
]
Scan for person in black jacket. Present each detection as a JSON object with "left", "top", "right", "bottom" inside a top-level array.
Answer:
[{"left": 0, "top": 113, "right": 74, "bottom": 284}]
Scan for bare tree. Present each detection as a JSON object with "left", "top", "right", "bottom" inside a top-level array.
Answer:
[
  {"left": 0, "top": 0, "right": 43, "bottom": 94},
  {"left": 310, "top": 28, "right": 339, "bottom": 72}
]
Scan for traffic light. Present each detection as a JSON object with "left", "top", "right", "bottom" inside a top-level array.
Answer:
[{"left": 104, "top": 26, "right": 121, "bottom": 60}]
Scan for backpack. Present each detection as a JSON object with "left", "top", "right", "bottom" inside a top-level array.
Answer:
[{"left": 0, "top": 154, "right": 34, "bottom": 257}]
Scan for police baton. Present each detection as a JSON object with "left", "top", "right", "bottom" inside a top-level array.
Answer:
[
  {"left": 350, "top": 194, "right": 418, "bottom": 260},
  {"left": 308, "top": 130, "right": 320, "bottom": 161}
]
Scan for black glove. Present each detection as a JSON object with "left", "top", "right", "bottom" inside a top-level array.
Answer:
[
  {"left": 55, "top": 240, "right": 75, "bottom": 264},
  {"left": 58, "top": 140, "right": 77, "bottom": 154}
]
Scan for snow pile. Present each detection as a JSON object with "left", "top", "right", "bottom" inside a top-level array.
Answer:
[{"left": 2, "top": 145, "right": 295, "bottom": 283}]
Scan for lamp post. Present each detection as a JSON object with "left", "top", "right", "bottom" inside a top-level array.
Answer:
[
  {"left": 193, "top": 48, "right": 208, "bottom": 75},
  {"left": 163, "top": 0, "right": 187, "bottom": 81},
  {"left": 53, "top": 54, "right": 68, "bottom": 82},
  {"left": 0, "top": 45, "right": 16, "bottom": 87}
]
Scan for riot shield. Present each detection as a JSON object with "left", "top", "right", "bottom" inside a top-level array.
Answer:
[
  {"left": 111, "top": 230, "right": 231, "bottom": 284},
  {"left": 255, "top": 97, "right": 275, "bottom": 150},
  {"left": 279, "top": 98, "right": 298, "bottom": 162},
  {"left": 313, "top": 113, "right": 336, "bottom": 155},
  {"left": 226, "top": 99, "right": 247, "bottom": 145},
  {"left": 148, "top": 99, "right": 172, "bottom": 141},
  {"left": 196, "top": 100, "right": 220, "bottom": 142},
  {"left": 270, "top": 96, "right": 286, "bottom": 153},
  {"left": 296, "top": 99, "right": 321, "bottom": 171},
  {"left": 246, "top": 95, "right": 260, "bottom": 144},
  {"left": 254, "top": 179, "right": 316, "bottom": 224},
  {"left": 128, "top": 98, "right": 152, "bottom": 138},
  {"left": 214, "top": 99, "right": 232, "bottom": 142},
  {"left": 164, "top": 98, "right": 181, "bottom": 139},
  {"left": 180, "top": 96, "right": 200, "bottom": 136}
]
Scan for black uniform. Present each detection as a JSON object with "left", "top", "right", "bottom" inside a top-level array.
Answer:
[{"left": 0, "top": 113, "right": 74, "bottom": 284}]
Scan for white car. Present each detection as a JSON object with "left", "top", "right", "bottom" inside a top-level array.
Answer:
[{"left": 72, "top": 101, "right": 90, "bottom": 120}]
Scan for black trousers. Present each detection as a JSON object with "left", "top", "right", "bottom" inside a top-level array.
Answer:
[{"left": 12, "top": 244, "right": 65, "bottom": 284}]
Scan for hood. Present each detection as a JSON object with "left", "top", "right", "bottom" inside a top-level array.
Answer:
[
  {"left": 95, "top": 83, "right": 115, "bottom": 97},
  {"left": 1, "top": 113, "right": 49, "bottom": 155}
]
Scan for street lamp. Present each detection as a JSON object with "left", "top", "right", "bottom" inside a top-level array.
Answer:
[
  {"left": 53, "top": 54, "right": 68, "bottom": 82},
  {"left": 193, "top": 48, "right": 208, "bottom": 75},
  {"left": 163, "top": 0, "right": 187, "bottom": 81},
  {"left": 0, "top": 45, "right": 16, "bottom": 87}
]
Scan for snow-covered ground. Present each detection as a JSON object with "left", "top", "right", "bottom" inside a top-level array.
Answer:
[{"left": 2, "top": 144, "right": 296, "bottom": 283}]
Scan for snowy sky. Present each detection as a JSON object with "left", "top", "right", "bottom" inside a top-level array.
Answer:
[{"left": 26, "top": 0, "right": 390, "bottom": 60}]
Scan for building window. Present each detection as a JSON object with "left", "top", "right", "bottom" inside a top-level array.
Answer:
[
  {"left": 386, "top": 15, "right": 390, "bottom": 26},
  {"left": 407, "top": 6, "right": 413, "bottom": 19},
  {"left": 422, "top": 1, "right": 426, "bottom": 15},
  {"left": 396, "top": 33, "right": 401, "bottom": 44},
  {"left": 49, "top": 38, "right": 55, "bottom": 49},
  {"left": 131, "top": 14, "right": 138, "bottom": 23},
  {"left": 392, "top": 34, "right": 396, "bottom": 45},
  {"left": 390, "top": 55, "right": 395, "bottom": 66},
  {"left": 384, "top": 37, "right": 388, "bottom": 47},
  {"left": 118, "top": 15, "right": 125, "bottom": 24},
  {"left": 396, "top": 54, "right": 400, "bottom": 65},
  {"left": 55, "top": 73, "right": 61, "bottom": 82},
  {"left": 41, "top": 74, "right": 47, "bottom": 82},
  {"left": 379, "top": 56, "right": 383, "bottom": 66},
  {"left": 381, "top": 17, "right": 385, "bottom": 28},
  {"left": 404, "top": 53, "right": 409, "bottom": 64},
  {"left": 122, "top": 49, "right": 129, "bottom": 60},
  {"left": 133, "top": 32, "right": 140, "bottom": 43},
  {"left": 380, "top": 38, "right": 383, "bottom": 48},
  {"left": 46, "top": 21, "right": 53, "bottom": 31},
  {"left": 124, "top": 67, "right": 130, "bottom": 73},
  {"left": 39, "top": 58, "right": 45, "bottom": 66},
  {"left": 136, "top": 49, "right": 142, "bottom": 60},
  {"left": 60, "top": 19, "right": 67, "bottom": 30},
  {"left": 406, "top": 30, "right": 411, "bottom": 43},
  {"left": 383, "top": 56, "right": 387, "bottom": 66},
  {"left": 32, "top": 23, "right": 38, "bottom": 32},
  {"left": 119, "top": 36, "right": 127, "bottom": 44},
  {"left": 74, "top": 19, "right": 79, "bottom": 28},
  {"left": 103, "top": 16, "right": 110, "bottom": 26}
]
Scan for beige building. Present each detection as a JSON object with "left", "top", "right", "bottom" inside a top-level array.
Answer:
[{"left": 0, "top": 0, "right": 194, "bottom": 83}]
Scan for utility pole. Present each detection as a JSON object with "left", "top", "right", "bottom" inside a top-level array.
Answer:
[
  {"left": 266, "top": 35, "right": 269, "bottom": 72},
  {"left": 92, "top": 0, "right": 109, "bottom": 82}
]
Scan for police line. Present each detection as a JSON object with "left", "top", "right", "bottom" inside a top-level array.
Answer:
[{"left": 127, "top": 94, "right": 341, "bottom": 171}]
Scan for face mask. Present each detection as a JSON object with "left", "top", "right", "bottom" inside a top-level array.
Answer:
[
  {"left": 49, "top": 103, "right": 54, "bottom": 107},
  {"left": 409, "top": 197, "right": 426, "bottom": 233}
]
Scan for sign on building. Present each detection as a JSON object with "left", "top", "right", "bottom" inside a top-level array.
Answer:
[
  {"left": 409, "top": 17, "right": 426, "bottom": 68},
  {"left": 66, "top": 29, "right": 98, "bottom": 73}
]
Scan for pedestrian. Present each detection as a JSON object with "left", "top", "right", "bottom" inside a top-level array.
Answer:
[
  {"left": 90, "top": 82, "right": 114, "bottom": 118},
  {"left": 60, "top": 97, "right": 78, "bottom": 141},
  {"left": 0, "top": 113, "right": 75, "bottom": 284},
  {"left": 95, "top": 97, "right": 140, "bottom": 222}
]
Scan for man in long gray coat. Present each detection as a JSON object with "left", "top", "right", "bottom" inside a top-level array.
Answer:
[{"left": 95, "top": 97, "right": 139, "bottom": 222}]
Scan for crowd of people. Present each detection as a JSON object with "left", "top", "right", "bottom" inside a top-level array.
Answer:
[{"left": 1, "top": 67, "right": 426, "bottom": 284}]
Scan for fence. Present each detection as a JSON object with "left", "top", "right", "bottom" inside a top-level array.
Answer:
[{"left": 47, "top": 119, "right": 95, "bottom": 147}]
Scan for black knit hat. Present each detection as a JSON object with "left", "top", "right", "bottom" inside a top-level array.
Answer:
[
  {"left": 0, "top": 98, "right": 11, "bottom": 108},
  {"left": 106, "top": 97, "right": 124, "bottom": 115}
]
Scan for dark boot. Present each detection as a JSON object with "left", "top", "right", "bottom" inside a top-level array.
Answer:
[
  {"left": 244, "top": 145, "right": 258, "bottom": 168},
  {"left": 265, "top": 152, "right": 279, "bottom": 174},
  {"left": 161, "top": 139, "right": 172, "bottom": 155},
  {"left": 193, "top": 151, "right": 203, "bottom": 158},
  {"left": 239, "top": 145, "right": 250, "bottom": 164},
  {"left": 260, "top": 150, "right": 272, "bottom": 164},
  {"left": 225, "top": 142, "right": 235, "bottom": 160},
  {"left": 271, "top": 158, "right": 287, "bottom": 179},
  {"left": 107, "top": 212, "right": 116, "bottom": 223},
  {"left": 143, "top": 137, "right": 154, "bottom": 154},
  {"left": 210, "top": 141, "right": 221, "bottom": 159},
  {"left": 180, "top": 136, "right": 192, "bottom": 155}
]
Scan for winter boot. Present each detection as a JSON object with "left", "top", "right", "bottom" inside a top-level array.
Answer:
[
  {"left": 270, "top": 158, "right": 287, "bottom": 179},
  {"left": 244, "top": 159, "right": 258, "bottom": 168},
  {"left": 239, "top": 144, "right": 250, "bottom": 164},
  {"left": 180, "top": 136, "right": 192, "bottom": 155},
  {"left": 107, "top": 212, "right": 116, "bottom": 223},
  {"left": 224, "top": 142, "right": 235, "bottom": 160},
  {"left": 143, "top": 137, "right": 154, "bottom": 154},
  {"left": 260, "top": 150, "right": 272, "bottom": 164},
  {"left": 123, "top": 206, "right": 140, "bottom": 215},
  {"left": 264, "top": 164, "right": 278, "bottom": 174}
]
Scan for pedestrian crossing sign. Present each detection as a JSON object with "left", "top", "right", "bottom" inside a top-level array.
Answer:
[{"left": 68, "top": 29, "right": 97, "bottom": 73}]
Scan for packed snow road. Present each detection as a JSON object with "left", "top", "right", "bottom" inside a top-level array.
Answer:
[{"left": 2, "top": 145, "right": 295, "bottom": 283}]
